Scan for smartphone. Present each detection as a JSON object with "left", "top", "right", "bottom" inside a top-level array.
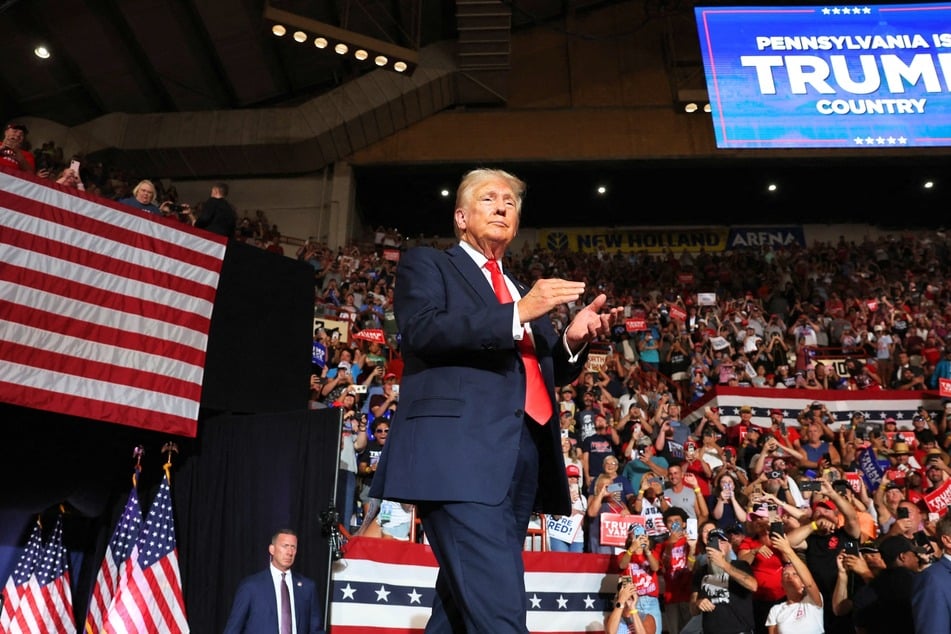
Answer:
[
  {"left": 70, "top": 159, "right": 80, "bottom": 173},
  {"left": 392, "top": 384, "right": 400, "bottom": 394},
  {"left": 686, "top": 518, "right": 698, "bottom": 541},
  {"left": 618, "top": 575, "right": 633, "bottom": 588},
  {"left": 561, "top": 429, "right": 569, "bottom": 439},
  {"left": 843, "top": 539, "right": 860, "bottom": 556},
  {"left": 897, "top": 506, "right": 910, "bottom": 520},
  {"left": 769, "top": 520, "right": 785, "bottom": 536},
  {"left": 798, "top": 480, "right": 822, "bottom": 492},
  {"left": 708, "top": 532, "right": 721, "bottom": 549},
  {"left": 351, "top": 384, "right": 368, "bottom": 394},
  {"left": 607, "top": 483, "right": 623, "bottom": 493}
]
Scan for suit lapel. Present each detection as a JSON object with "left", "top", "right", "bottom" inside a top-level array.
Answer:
[{"left": 446, "top": 244, "right": 498, "bottom": 306}]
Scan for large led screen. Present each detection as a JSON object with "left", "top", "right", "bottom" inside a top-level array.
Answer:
[{"left": 695, "top": 3, "right": 951, "bottom": 148}]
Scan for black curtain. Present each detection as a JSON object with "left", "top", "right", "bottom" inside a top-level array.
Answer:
[
  {"left": 176, "top": 409, "right": 340, "bottom": 632},
  {"left": 0, "top": 406, "right": 340, "bottom": 634}
]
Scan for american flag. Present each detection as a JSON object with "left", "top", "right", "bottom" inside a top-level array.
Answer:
[
  {"left": 84, "top": 473, "right": 143, "bottom": 634},
  {"left": 330, "top": 537, "right": 619, "bottom": 634},
  {"left": 0, "top": 518, "right": 44, "bottom": 631},
  {"left": 9, "top": 514, "right": 77, "bottom": 634},
  {"left": 0, "top": 168, "right": 227, "bottom": 437},
  {"left": 103, "top": 471, "right": 189, "bottom": 633}
]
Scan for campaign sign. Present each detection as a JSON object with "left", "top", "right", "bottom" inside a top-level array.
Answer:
[
  {"left": 626, "top": 318, "right": 647, "bottom": 332},
  {"left": 546, "top": 514, "right": 583, "bottom": 544},
  {"left": 924, "top": 479, "right": 951, "bottom": 516},
  {"left": 940, "top": 377, "right": 951, "bottom": 398},
  {"left": 600, "top": 514, "right": 646, "bottom": 547},
  {"left": 695, "top": 3, "right": 951, "bottom": 148}
]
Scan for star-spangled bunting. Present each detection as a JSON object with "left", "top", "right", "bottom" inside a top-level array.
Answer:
[
  {"left": 331, "top": 537, "right": 619, "bottom": 633},
  {"left": 681, "top": 388, "right": 943, "bottom": 429},
  {"left": 0, "top": 519, "right": 44, "bottom": 631},
  {"left": 85, "top": 471, "right": 143, "bottom": 634},
  {"left": 103, "top": 472, "right": 189, "bottom": 633}
]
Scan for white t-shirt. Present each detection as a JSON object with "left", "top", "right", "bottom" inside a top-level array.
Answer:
[{"left": 765, "top": 594, "right": 824, "bottom": 634}]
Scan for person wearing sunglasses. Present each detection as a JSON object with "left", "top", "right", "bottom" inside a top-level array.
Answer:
[{"left": 357, "top": 422, "right": 415, "bottom": 541}]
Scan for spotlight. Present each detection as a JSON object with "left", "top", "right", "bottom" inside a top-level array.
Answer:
[
  {"left": 684, "top": 102, "right": 698, "bottom": 113},
  {"left": 264, "top": 4, "right": 419, "bottom": 75},
  {"left": 34, "top": 45, "right": 51, "bottom": 59},
  {"left": 703, "top": 103, "right": 712, "bottom": 113}
]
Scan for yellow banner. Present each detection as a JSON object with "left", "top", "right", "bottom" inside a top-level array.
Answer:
[{"left": 539, "top": 227, "right": 730, "bottom": 254}]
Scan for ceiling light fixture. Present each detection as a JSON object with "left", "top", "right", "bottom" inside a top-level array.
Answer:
[
  {"left": 34, "top": 46, "right": 51, "bottom": 59},
  {"left": 264, "top": 4, "right": 419, "bottom": 75}
]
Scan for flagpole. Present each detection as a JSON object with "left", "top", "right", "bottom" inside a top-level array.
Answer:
[{"left": 322, "top": 407, "right": 344, "bottom": 629}]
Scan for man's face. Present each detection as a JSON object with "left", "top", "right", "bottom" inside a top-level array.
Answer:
[
  {"left": 2, "top": 127, "right": 23, "bottom": 147},
  {"left": 268, "top": 533, "right": 298, "bottom": 572},
  {"left": 668, "top": 466, "right": 683, "bottom": 485},
  {"left": 455, "top": 176, "right": 520, "bottom": 250},
  {"left": 594, "top": 416, "right": 608, "bottom": 434},
  {"left": 927, "top": 463, "right": 943, "bottom": 484}
]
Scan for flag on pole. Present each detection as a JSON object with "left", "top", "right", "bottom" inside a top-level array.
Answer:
[
  {"left": 103, "top": 471, "right": 189, "bottom": 633},
  {"left": 11, "top": 514, "right": 77, "bottom": 633},
  {"left": 0, "top": 168, "right": 227, "bottom": 437},
  {"left": 0, "top": 519, "right": 44, "bottom": 631},
  {"left": 84, "top": 471, "right": 143, "bottom": 634}
]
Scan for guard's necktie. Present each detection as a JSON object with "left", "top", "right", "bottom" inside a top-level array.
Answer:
[
  {"left": 485, "top": 259, "right": 552, "bottom": 424},
  {"left": 280, "top": 572, "right": 292, "bottom": 634}
]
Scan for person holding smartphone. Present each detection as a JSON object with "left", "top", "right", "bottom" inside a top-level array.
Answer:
[
  {"left": 618, "top": 524, "right": 663, "bottom": 633},
  {"left": 689, "top": 528, "right": 758, "bottom": 633},
  {"left": 764, "top": 532, "right": 823, "bottom": 634}
]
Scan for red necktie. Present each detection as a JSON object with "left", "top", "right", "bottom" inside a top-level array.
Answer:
[{"left": 485, "top": 260, "right": 553, "bottom": 424}]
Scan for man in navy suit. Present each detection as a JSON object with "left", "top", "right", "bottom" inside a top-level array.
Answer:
[
  {"left": 223, "top": 529, "right": 325, "bottom": 634},
  {"left": 370, "top": 168, "right": 618, "bottom": 632},
  {"left": 912, "top": 513, "right": 951, "bottom": 633}
]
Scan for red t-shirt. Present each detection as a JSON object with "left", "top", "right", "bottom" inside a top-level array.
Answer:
[
  {"left": 618, "top": 543, "right": 664, "bottom": 598},
  {"left": 738, "top": 536, "right": 786, "bottom": 602},
  {"left": 661, "top": 536, "right": 693, "bottom": 604}
]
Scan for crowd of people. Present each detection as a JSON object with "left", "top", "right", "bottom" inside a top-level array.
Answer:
[
  {"left": 1, "top": 120, "right": 282, "bottom": 243},
  {"left": 300, "top": 211, "right": 951, "bottom": 633},
  {"left": 11, "top": 118, "right": 951, "bottom": 633}
]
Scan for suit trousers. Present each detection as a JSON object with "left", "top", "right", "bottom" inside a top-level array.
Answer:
[{"left": 418, "top": 419, "right": 544, "bottom": 633}]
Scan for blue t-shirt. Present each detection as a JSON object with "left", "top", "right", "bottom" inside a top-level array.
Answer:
[{"left": 117, "top": 196, "right": 162, "bottom": 215}]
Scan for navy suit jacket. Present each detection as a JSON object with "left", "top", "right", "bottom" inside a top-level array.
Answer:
[
  {"left": 912, "top": 554, "right": 951, "bottom": 634},
  {"left": 370, "top": 244, "right": 586, "bottom": 514},
  {"left": 223, "top": 568, "right": 325, "bottom": 634}
]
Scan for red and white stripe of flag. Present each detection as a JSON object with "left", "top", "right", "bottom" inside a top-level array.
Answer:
[{"left": 0, "top": 168, "right": 226, "bottom": 437}]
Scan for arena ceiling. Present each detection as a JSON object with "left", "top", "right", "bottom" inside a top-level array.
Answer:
[{"left": 2, "top": 0, "right": 950, "bottom": 235}]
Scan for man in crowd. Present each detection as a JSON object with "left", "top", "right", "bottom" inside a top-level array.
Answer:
[
  {"left": 185, "top": 181, "right": 237, "bottom": 237},
  {"left": 912, "top": 513, "right": 951, "bottom": 633},
  {"left": 852, "top": 535, "right": 922, "bottom": 633},
  {"left": 0, "top": 122, "right": 35, "bottom": 172},
  {"left": 690, "top": 527, "right": 758, "bottom": 633}
]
